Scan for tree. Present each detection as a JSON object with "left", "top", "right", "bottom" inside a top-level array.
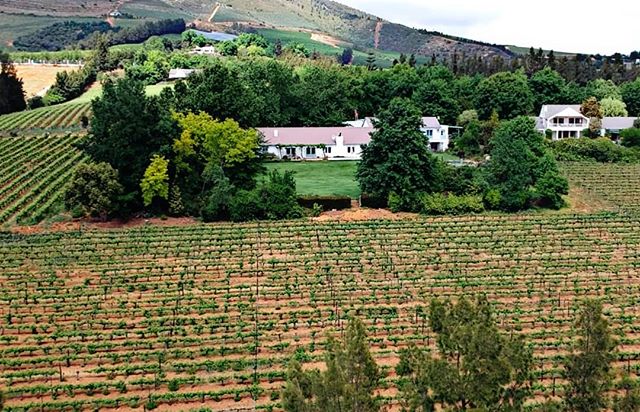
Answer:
[
  {"left": 564, "top": 300, "right": 616, "bottom": 412},
  {"left": 601, "top": 97, "right": 629, "bottom": 117},
  {"left": 581, "top": 97, "right": 604, "bottom": 137},
  {"left": 457, "top": 109, "right": 479, "bottom": 127},
  {"left": 0, "top": 51, "right": 26, "bottom": 115},
  {"left": 412, "top": 78, "right": 460, "bottom": 124},
  {"left": 85, "top": 77, "right": 177, "bottom": 206},
  {"left": 620, "top": 127, "right": 640, "bottom": 148},
  {"left": 475, "top": 70, "right": 534, "bottom": 119},
  {"left": 64, "top": 162, "right": 123, "bottom": 220},
  {"left": 621, "top": 79, "right": 640, "bottom": 116},
  {"left": 455, "top": 119, "right": 482, "bottom": 156},
  {"left": 341, "top": 48, "right": 354, "bottom": 65},
  {"left": 587, "top": 78, "right": 622, "bottom": 100},
  {"left": 529, "top": 67, "right": 567, "bottom": 110},
  {"left": 365, "top": 52, "right": 376, "bottom": 70},
  {"left": 282, "top": 317, "right": 381, "bottom": 412},
  {"left": 140, "top": 155, "right": 170, "bottom": 207},
  {"left": 487, "top": 116, "right": 567, "bottom": 211},
  {"left": 613, "top": 376, "right": 640, "bottom": 412},
  {"left": 396, "top": 296, "right": 534, "bottom": 411},
  {"left": 356, "top": 98, "right": 441, "bottom": 207}
]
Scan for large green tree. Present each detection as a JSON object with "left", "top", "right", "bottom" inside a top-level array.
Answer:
[
  {"left": 0, "top": 51, "right": 26, "bottom": 115},
  {"left": 396, "top": 296, "right": 534, "bottom": 411},
  {"left": 529, "top": 67, "right": 568, "bottom": 110},
  {"left": 600, "top": 97, "right": 628, "bottom": 117},
  {"left": 564, "top": 300, "right": 616, "bottom": 412},
  {"left": 282, "top": 317, "right": 381, "bottom": 412},
  {"left": 621, "top": 79, "right": 640, "bottom": 117},
  {"left": 475, "top": 70, "right": 534, "bottom": 119},
  {"left": 356, "top": 98, "right": 441, "bottom": 206},
  {"left": 85, "top": 77, "right": 177, "bottom": 205},
  {"left": 64, "top": 162, "right": 123, "bottom": 220},
  {"left": 487, "top": 116, "right": 568, "bottom": 210}
]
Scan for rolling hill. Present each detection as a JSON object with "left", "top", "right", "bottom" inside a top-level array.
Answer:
[{"left": 0, "top": 0, "right": 514, "bottom": 59}]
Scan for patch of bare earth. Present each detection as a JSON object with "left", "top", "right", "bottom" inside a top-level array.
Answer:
[{"left": 15, "top": 65, "right": 77, "bottom": 97}]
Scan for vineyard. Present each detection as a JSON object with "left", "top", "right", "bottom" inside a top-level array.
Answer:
[
  {"left": 0, "top": 103, "right": 91, "bottom": 133},
  {"left": 562, "top": 162, "right": 640, "bottom": 213},
  {"left": 2, "top": 213, "right": 640, "bottom": 410},
  {"left": 0, "top": 133, "right": 87, "bottom": 225}
]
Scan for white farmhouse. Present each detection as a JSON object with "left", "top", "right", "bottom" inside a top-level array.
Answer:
[
  {"left": 344, "top": 116, "right": 450, "bottom": 152},
  {"left": 536, "top": 105, "right": 589, "bottom": 140},
  {"left": 258, "top": 127, "right": 373, "bottom": 160}
]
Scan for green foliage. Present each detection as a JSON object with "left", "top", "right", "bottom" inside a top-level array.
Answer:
[
  {"left": 45, "top": 66, "right": 96, "bottom": 104},
  {"left": 601, "top": 97, "right": 628, "bottom": 117},
  {"left": 357, "top": 98, "right": 441, "bottom": 205},
  {"left": 475, "top": 70, "right": 534, "bottom": 119},
  {"left": 613, "top": 376, "right": 640, "bottom": 412},
  {"left": 64, "top": 162, "right": 123, "bottom": 220},
  {"left": 564, "top": 300, "right": 616, "bottom": 411},
  {"left": 529, "top": 67, "right": 568, "bottom": 109},
  {"left": 282, "top": 317, "right": 381, "bottom": 412},
  {"left": 550, "top": 137, "right": 640, "bottom": 162},
  {"left": 85, "top": 77, "right": 177, "bottom": 204},
  {"left": 419, "top": 193, "right": 485, "bottom": 215},
  {"left": 229, "top": 170, "right": 302, "bottom": 222},
  {"left": 0, "top": 52, "right": 26, "bottom": 115},
  {"left": 140, "top": 155, "right": 170, "bottom": 207},
  {"left": 396, "top": 296, "right": 534, "bottom": 411},
  {"left": 621, "top": 79, "right": 640, "bottom": 117},
  {"left": 455, "top": 119, "right": 482, "bottom": 156},
  {"left": 621, "top": 128, "right": 640, "bottom": 148},
  {"left": 488, "top": 116, "right": 567, "bottom": 211},
  {"left": 14, "top": 21, "right": 113, "bottom": 52},
  {"left": 587, "top": 78, "right": 622, "bottom": 101},
  {"left": 456, "top": 109, "right": 478, "bottom": 127},
  {"left": 283, "top": 43, "right": 310, "bottom": 58}
]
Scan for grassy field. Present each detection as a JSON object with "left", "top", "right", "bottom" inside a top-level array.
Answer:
[
  {"left": 264, "top": 154, "right": 461, "bottom": 199},
  {"left": 14, "top": 65, "right": 72, "bottom": 97},
  {"left": 265, "top": 160, "right": 360, "bottom": 198}
]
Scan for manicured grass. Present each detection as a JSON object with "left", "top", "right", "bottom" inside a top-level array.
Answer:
[
  {"left": 264, "top": 161, "right": 360, "bottom": 198},
  {"left": 264, "top": 153, "right": 461, "bottom": 198}
]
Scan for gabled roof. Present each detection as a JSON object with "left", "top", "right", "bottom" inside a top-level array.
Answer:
[
  {"left": 602, "top": 117, "right": 637, "bottom": 130},
  {"left": 540, "top": 104, "right": 583, "bottom": 118},
  {"left": 548, "top": 106, "right": 585, "bottom": 119},
  {"left": 421, "top": 117, "right": 441, "bottom": 129},
  {"left": 258, "top": 127, "right": 374, "bottom": 146}
]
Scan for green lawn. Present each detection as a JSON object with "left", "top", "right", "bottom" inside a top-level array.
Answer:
[
  {"left": 264, "top": 153, "right": 461, "bottom": 198},
  {"left": 264, "top": 161, "right": 360, "bottom": 198}
]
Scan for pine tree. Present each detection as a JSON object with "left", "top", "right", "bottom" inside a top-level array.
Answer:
[
  {"left": 564, "top": 300, "right": 616, "bottom": 412},
  {"left": 282, "top": 317, "right": 381, "bottom": 412},
  {"left": 0, "top": 51, "right": 26, "bottom": 115}
]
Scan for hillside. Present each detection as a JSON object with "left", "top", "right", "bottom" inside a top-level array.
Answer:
[{"left": 0, "top": 0, "right": 513, "bottom": 59}]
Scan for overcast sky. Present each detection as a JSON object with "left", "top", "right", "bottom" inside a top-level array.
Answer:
[{"left": 338, "top": 0, "right": 637, "bottom": 55}]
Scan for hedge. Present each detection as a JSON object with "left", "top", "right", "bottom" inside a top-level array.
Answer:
[
  {"left": 359, "top": 193, "right": 388, "bottom": 209},
  {"left": 297, "top": 196, "right": 352, "bottom": 210}
]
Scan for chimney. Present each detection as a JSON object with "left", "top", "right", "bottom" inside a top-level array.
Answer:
[{"left": 274, "top": 129, "right": 279, "bottom": 138}]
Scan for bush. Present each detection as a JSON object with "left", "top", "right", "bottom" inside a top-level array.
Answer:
[
  {"left": 360, "top": 193, "right": 387, "bottom": 209},
  {"left": 229, "top": 189, "right": 263, "bottom": 222},
  {"left": 297, "top": 195, "right": 352, "bottom": 210},
  {"left": 621, "top": 128, "right": 640, "bottom": 148},
  {"left": 535, "top": 171, "right": 569, "bottom": 209},
  {"left": 419, "top": 193, "right": 485, "bottom": 215}
]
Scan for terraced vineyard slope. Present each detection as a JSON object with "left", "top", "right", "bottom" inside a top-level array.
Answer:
[
  {"left": 0, "top": 103, "right": 91, "bottom": 133},
  {"left": 0, "top": 133, "right": 87, "bottom": 225},
  {"left": 2, "top": 214, "right": 640, "bottom": 410},
  {"left": 562, "top": 162, "right": 640, "bottom": 213}
]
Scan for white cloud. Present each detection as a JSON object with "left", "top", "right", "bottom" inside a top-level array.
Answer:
[{"left": 338, "top": 0, "right": 638, "bottom": 55}]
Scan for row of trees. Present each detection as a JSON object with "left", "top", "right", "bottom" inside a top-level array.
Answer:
[
  {"left": 164, "top": 59, "right": 640, "bottom": 129},
  {"left": 283, "top": 298, "right": 633, "bottom": 411},
  {"left": 356, "top": 98, "right": 568, "bottom": 212}
]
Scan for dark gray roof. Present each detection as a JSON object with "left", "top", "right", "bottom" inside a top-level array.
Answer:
[{"left": 602, "top": 117, "right": 637, "bottom": 130}]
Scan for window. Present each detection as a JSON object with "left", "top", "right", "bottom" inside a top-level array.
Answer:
[
  {"left": 305, "top": 147, "right": 316, "bottom": 156},
  {"left": 426, "top": 130, "right": 433, "bottom": 137},
  {"left": 285, "top": 147, "right": 295, "bottom": 156},
  {"left": 347, "top": 146, "right": 355, "bottom": 154},
  {"left": 326, "top": 147, "right": 332, "bottom": 154}
]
